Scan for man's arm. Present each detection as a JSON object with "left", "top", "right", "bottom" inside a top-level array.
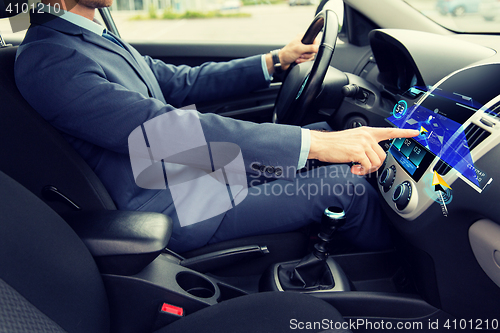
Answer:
[
  {"left": 309, "top": 127, "right": 420, "bottom": 175},
  {"left": 15, "top": 41, "right": 303, "bottom": 177},
  {"left": 143, "top": 55, "right": 269, "bottom": 108},
  {"left": 144, "top": 34, "right": 319, "bottom": 107}
]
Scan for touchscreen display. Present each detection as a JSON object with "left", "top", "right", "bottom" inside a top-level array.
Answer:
[
  {"left": 387, "top": 86, "right": 481, "bottom": 187},
  {"left": 389, "top": 137, "right": 436, "bottom": 182}
]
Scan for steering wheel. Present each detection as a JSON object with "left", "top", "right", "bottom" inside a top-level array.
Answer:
[{"left": 272, "top": 10, "right": 339, "bottom": 125}]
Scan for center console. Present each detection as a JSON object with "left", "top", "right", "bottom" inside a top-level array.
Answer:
[
  {"left": 65, "top": 210, "right": 250, "bottom": 333},
  {"left": 101, "top": 252, "right": 249, "bottom": 332},
  {"left": 379, "top": 63, "right": 500, "bottom": 220},
  {"left": 64, "top": 200, "right": 453, "bottom": 332}
]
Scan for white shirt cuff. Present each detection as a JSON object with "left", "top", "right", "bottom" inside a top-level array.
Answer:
[
  {"left": 298, "top": 128, "right": 311, "bottom": 169},
  {"left": 261, "top": 54, "right": 272, "bottom": 82}
]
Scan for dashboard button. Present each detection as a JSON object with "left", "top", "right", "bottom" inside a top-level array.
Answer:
[
  {"left": 379, "top": 165, "right": 396, "bottom": 193},
  {"left": 392, "top": 181, "right": 412, "bottom": 211},
  {"left": 480, "top": 117, "right": 495, "bottom": 127}
]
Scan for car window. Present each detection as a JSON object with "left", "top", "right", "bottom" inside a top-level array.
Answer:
[
  {"left": 0, "top": 17, "right": 27, "bottom": 43},
  {"left": 0, "top": 1, "right": 338, "bottom": 45},
  {"left": 404, "top": 0, "right": 500, "bottom": 33},
  {"left": 110, "top": 1, "right": 319, "bottom": 43}
]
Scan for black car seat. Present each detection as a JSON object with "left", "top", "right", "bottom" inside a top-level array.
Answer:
[
  {"left": 0, "top": 45, "right": 117, "bottom": 214},
  {"left": 0, "top": 169, "right": 350, "bottom": 333}
]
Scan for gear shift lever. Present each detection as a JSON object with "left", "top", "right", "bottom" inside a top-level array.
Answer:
[
  {"left": 313, "top": 206, "right": 346, "bottom": 260},
  {"left": 277, "top": 206, "right": 346, "bottom": 290}
]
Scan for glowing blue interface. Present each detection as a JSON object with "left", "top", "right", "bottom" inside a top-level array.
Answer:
[
  {"left": 389, "top": 138, "right": 426, "bottom": 176},
  {"left": 387, "top": 87, "right": 480, "bottom": 186}
]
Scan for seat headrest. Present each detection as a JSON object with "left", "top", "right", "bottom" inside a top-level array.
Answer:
[{"left": 0, "top": 0, "right": 6, "bottom": 19}]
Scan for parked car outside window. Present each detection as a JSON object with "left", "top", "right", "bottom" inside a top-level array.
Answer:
[{"left": 435, "top": 0, "right": 479, "bottom": 16}]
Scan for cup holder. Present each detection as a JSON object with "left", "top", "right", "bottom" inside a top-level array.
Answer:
[{"left": 176, "top": 272, "right": 216, "bottom": 298}]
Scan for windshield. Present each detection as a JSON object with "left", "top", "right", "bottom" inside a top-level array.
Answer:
[{"left": 404, "top": 0, "right": 500, "bottom": 33}]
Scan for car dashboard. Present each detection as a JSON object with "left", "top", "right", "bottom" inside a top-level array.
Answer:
[
  {"left": 362, "top": 29, "right": 500, "bottom": 220},
  {"left": 379, "top": 63, "right": 500, "bottom": 220},
  {"left": 338, "top": 28, "right": 500, "bottom": 319}
]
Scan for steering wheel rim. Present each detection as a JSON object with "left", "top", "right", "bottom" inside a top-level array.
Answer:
[{"left": 272, "top": 10, "right": 339, "bottom": 125}]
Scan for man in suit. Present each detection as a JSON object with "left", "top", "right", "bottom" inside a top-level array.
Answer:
[{"left": 14, "top": 0, "right": 418, "bottom": 253}]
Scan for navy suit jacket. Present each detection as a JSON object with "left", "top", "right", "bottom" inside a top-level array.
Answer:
[{"left": 15, "top": 11, "right": 302, "bottom": 252}]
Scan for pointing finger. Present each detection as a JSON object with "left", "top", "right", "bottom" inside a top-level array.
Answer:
[{"left": 368, "top": 127, "right": 420, "bottom": 143}]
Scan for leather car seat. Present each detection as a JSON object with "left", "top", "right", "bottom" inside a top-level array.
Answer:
[
  {"left": 0, "top": 170, "right": 350, "bottom": 333},
  {"left": 0, "top": 46, "right": 117, "bottom": 214}
]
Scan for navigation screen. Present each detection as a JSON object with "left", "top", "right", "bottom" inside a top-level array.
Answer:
[
  {"left": 389, "top": 137, "right": 436, "bottom": 182},
  {"left": 387, "top": 87, "right": 480, "bottom": 187}
]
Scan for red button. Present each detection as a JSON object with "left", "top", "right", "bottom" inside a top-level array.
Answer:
[{"left": 160, "top": 303, "right": 184, "bottom": 317}]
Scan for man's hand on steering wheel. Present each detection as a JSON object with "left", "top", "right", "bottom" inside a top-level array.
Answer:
[
  {"left": 265, "top": 34, "right": 319, "bottom": 74},
  {"left": 273, "top": 10, "right": 339, "bottom": 125}
]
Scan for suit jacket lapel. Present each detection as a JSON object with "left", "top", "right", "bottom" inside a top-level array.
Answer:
[
  {"left": 82, "top": 30, "right": 156, "bottom": 97},
  {"left": 30, "top": 11, "right": 156, "bottom": 98}
]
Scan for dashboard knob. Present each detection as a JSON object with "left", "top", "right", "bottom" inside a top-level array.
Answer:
[
  {"left": 341, "top": 84, "right": 359, "bottom": 97},
  {"left": 379, "top": 165, "right": 396, "bottom": 193},
  {"left": 392, "top": 181, "right": 412, "bottom": 211}
]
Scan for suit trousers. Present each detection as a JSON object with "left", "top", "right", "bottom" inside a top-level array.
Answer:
[{"left": 209, "top": 163, "right": 391, "bottom": 251}]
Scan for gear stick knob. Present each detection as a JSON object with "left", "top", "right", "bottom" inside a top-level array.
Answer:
[
  {"left": 314, "top": 206, "right": 346, "bottom": 260},
  {"left": 279, "top": 206, "right": 346, "bottom": 290},
  {"left": 320, "top": 206, "right": 346, "bottom": 235}
]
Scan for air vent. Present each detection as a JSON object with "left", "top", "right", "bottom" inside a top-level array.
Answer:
[
  {"left": 433, "top": 123, "right": 490, "bottom": 175},
  {"left": 485, "top": 101, "right": 500, "bottom": 119}
]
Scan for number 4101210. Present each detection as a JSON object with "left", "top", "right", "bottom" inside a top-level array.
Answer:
[
  {"left": 4, "top": 2, "right": 61, "bottom": 15},
  {"left": 444, "top": 318, "right": 499, "bottom": 330}
]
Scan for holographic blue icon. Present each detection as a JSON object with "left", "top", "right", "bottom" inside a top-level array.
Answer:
[{"left": 393, "top": 100, "right": 408, "bottom": 119}]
